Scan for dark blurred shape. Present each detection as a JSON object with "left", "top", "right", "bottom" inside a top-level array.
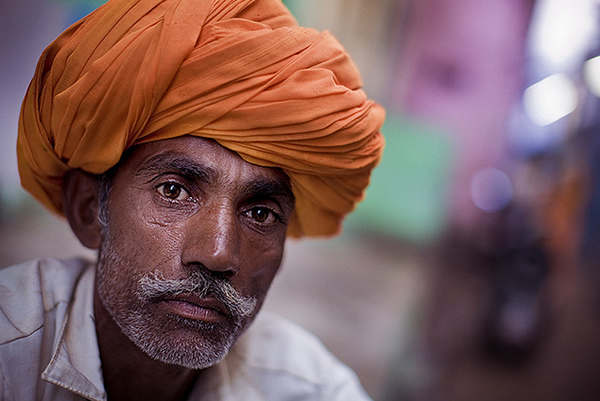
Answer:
[{"left": 479, "top": 205, "right": 550, "bottom": 363}]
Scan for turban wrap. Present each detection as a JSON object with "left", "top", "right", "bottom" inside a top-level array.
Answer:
[{"left": 17, "top": 0, "right": 385, "bottom": 238}]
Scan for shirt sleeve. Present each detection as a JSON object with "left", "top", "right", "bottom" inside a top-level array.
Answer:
[
  {"left": 0, "top": 357, "right": 16, "bottom": 401},
  {"left": 320, "top": 361, "right": 374, "bottom": 401},
  {"left": 222, "top": 311, "right": 375, "bottom": 401}
]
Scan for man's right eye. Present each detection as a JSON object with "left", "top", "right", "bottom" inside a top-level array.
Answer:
[{"left": 156, "top": 182, "right": 191, "bottom": 202}]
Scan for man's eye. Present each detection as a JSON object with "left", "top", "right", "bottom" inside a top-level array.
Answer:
[
  {"left": 157, "top": 183, "right": 190, "bottom": 201},
  {"left": 248, "top": 207, "right": 279, "bottom": 224}
]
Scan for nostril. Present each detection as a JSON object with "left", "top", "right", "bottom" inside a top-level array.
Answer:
[
  {"left": 203, "top": 264, "right": 237, "bottom": 280},
  {"left": 211, "top": 269, "right": 236, "bottom": 281},
  {"left": 184, "top": 261, "right": 237, "bottom": 281}
]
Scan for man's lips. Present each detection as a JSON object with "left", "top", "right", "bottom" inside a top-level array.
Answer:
[{"left": 161, "top": 293, "right": 229, "bottom": 322}]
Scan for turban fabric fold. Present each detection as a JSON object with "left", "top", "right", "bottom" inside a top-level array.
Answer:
[{"left": 18, "top": 0, "right": 385, "bottom": 237}]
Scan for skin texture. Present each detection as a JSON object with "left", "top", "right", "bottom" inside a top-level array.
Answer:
[{"left": 64, "top": 135, "right": 295, "bottom": 401}]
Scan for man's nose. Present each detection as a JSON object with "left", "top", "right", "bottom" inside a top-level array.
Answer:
[{"left": 181, "top": 205, "right": 241, "bottom": 276}]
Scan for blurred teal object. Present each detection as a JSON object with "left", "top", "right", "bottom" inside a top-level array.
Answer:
[
  {"left": 280, "top": 0, "right": 309, "bottom": 25},
  {"left": 53, "top": 0, "right": 108, "bottom": 23},
  {"left": 281, "top": 0, "right": 299, "bottom": 14},
  {"left": 346, "top": 114, "right": 454, "bottom": 244}
]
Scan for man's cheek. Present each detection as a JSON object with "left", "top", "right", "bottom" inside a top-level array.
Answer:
[{"left": 132, "top": 225, "right": 186, "bottom": 268}]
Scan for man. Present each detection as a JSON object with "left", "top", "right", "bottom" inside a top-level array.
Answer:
[{"left": 0, "top": 0, "right": 385, "bottom": 400}]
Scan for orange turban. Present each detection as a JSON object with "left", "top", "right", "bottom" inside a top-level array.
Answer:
[{"left": 17, "top": 0, "right": 385, "bottom": 238}]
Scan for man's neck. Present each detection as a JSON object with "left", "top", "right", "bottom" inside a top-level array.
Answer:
[{"left": 93, "top": 288, "right": 200, "bottom": 401}]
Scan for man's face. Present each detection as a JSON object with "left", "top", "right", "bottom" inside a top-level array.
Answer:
[{"left": 96, "top": 136, "right": 295, "bottom": 369}]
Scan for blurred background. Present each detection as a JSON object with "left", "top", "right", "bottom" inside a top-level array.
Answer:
[{"left": 3, "top": 0, "right": 600, "bottom": 400}]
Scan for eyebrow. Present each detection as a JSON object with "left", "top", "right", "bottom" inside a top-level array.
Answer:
[
  {"left": 135, "top": 153, "right": 216, "bottom": 184},
  {"left": 241, "top": 179, "right": 295, "bottom": 212}
]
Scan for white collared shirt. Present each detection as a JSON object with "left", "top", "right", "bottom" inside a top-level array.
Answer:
[{"left": 0, "top": 258, "right": 372, "bottom": 400}]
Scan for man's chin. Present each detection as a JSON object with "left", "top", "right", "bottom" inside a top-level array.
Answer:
[{"left": 121, "top": 313, "right": 239, "bottom": 370}]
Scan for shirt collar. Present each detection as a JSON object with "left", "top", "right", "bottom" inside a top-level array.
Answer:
[{"left": 41, "top": 263, "right": 107, "bottom": 401}]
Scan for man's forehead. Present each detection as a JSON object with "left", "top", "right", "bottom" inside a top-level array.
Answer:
[
  {"left": 117, "top": 136, "right": 294, "bottom": 199},
  {"left": 122, "top": 136, "right": 228, "bottom": 163}
]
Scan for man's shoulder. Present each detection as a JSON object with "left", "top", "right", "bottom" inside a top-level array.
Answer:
[
  {"left": 0, "top": 258, "right": 93, "bottom": 343},
  {"left": 224, "top": 311, "right": 372, "bottom": 400},
  {"left": 0, "top": 258, "right": 100, "bottom": 401},
  {"left": 233, "top": 312, "right": 339, "bottom": 373}
]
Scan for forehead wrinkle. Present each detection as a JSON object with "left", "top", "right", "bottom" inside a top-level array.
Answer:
[{"left": 134, "top": 152, "right": 216, "bottom": 184}]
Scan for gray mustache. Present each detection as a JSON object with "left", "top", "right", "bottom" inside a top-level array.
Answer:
[{"left": 139, "top": 270, "right": 257, "bottom": 320}]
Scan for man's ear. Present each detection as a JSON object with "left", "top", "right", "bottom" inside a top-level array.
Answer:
[{"left": 62, "top": 169, "right": 104, "bottom": 249}]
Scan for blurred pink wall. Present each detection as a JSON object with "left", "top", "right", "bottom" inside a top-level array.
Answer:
[{"left": 390, "top": 0, "right": 534, "bottom": 232}]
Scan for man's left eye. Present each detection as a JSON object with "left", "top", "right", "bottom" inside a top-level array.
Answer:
[
  {"left": 247, "top": 207, "right": 278, "bottom": 224},
  {"left": 157, "top": 183, "right": 190, "bottom": 201}
]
